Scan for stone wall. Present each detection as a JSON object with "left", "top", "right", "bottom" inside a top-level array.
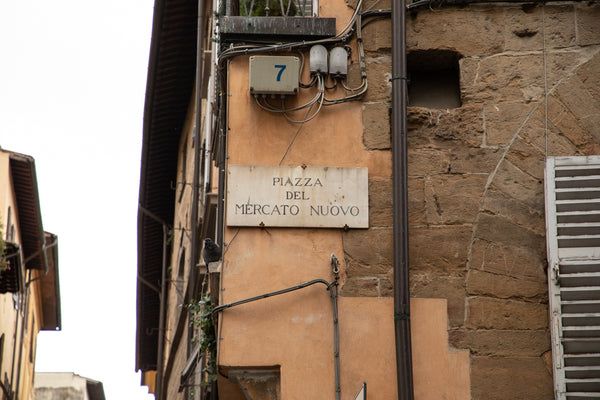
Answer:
[{"left": 341, "top": 1, "right": 600, "bottom": 398}]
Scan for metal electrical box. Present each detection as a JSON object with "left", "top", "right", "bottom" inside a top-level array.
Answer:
[{"left": 249, "top": 56, "right": 299, "bottom": 95}]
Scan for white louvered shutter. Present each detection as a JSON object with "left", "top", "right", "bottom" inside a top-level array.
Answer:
[{"left": 546, "top": 156, "right": 600, "bottom": 400}]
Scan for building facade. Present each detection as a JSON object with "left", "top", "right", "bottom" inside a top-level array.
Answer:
[
  {"left": 136, "top": 0, "right": 600, "bottom": 399},
  {"left": 0, "top": 149, "right": 61, "bottom": 400},
  {"left": 34, "top": 372, "right": 105, "bottom": 400}
]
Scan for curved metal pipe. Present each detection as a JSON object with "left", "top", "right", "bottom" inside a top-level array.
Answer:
[{"left": 212, "top": 278, "right": 341, "bottom": 399}]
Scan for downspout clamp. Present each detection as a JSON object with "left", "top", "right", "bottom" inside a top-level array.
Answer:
[{"left": 391, "top": 1, "right": 415, "bottom": 399}]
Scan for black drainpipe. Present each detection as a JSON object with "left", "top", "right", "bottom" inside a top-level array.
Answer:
[{"left": 391, "top": 1, "right": 414, "bottom": 400}]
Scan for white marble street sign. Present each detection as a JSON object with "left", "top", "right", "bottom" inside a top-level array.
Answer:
[{"left": 227, "top": 165, "right": 369, "bottom": 228}]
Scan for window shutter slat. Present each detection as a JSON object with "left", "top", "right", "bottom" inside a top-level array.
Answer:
[{"left": 546, "top": 156, "right": 600, "bottom": 399}]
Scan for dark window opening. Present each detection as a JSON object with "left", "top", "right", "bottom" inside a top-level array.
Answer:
[{"left": 407, "top": 49, "right": 462, "bottom": 109}]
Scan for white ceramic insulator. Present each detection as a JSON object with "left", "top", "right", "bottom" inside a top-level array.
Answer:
[
  {"left": 329, "top": 47, "right": 348, "bottom": 77},
  {"left": 310, "top": 45, "right": 328, "bottom": 75}
]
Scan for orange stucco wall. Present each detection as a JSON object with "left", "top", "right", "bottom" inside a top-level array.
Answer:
[{"left": 218, "top": 4, "right": 471, "bottom": 394}]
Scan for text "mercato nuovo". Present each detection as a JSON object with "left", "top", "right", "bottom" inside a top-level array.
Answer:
[{"left": 234, "top": 203, "right": 361, "bottom": 217}]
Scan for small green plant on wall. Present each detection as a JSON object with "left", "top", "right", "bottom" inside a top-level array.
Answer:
[{"left": 188, "top": 294, "right": 218, "bottom": 386}]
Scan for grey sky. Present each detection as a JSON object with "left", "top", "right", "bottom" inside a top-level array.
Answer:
[{"left": 1, "top": 1, "right": 155, "bottom": 398}]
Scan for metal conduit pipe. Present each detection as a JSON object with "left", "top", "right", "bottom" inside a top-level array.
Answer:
[
  {"left": 212, "top": 278, "right": 341, "bottom": 399},
  {"left": 392, "top": 0, "right": 415, "bottom": 399}
]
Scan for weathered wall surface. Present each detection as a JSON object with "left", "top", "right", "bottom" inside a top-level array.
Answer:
[{"left": 342, "top": 1, "right": 599, "bottom": 398}]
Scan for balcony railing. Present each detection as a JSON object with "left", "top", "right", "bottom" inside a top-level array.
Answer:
[{"left": 227, "top": 0, "right": 316, "bottom": 17}]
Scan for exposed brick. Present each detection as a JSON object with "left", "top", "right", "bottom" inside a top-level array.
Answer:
[
  {"left": 449, "top": 329, "right": 550, "bottom": 357},
  {"left": 467, "top": 297, "right": 548, "bottom": 330}
]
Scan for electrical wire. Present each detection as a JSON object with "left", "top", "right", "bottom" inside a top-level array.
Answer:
[{"left": 218, "top": 0, "right": 364, "bottom": 63}]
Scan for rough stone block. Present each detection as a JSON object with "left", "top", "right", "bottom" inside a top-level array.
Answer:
[
  {"left": 449, "top": 329, "right": 550, "bottom": 357},
  {"left": 340, "top": 277, "right": 379, "bottom": 297},
  {"left": 576, "top": 3, "right": 600, "bottom": 46},
  {"left": 343, "top": 228, "right": 393, "bottom": 272},
  {"left": 469, "top": 238, "right": 546, "bottom": 281},
  {"left": 466, "top": 269, "right": 547, "bottom": 300},
  {"left": 362, "top": 55, "right": 392, "bottom": 102},
  {"left": 577, "top": 52, "right": 600, "bottom": 104},
  {"left": 410, "top": 272, "right": 465, "bottom": 327},
  {"left": 408, "top": 177, "right": 426, "bottom": 226},
  {"left": 462, "top": 54, "right": 546, "bottom": 102},
  {"left": 407, "top": 8, "right": 504, "bottom": 56},
  {"left": 368, "top": 178, "right": 393, "bottom": 227},
  {"left": 487, "top": 160, "right": 544, "bottom": 211},
  {"left": 470, "top": 356, "right": 553, "bottom": 399},
  {"left": 474, "top": 213, "right": 545, "bottom": 254},
  {"left": 362, "top": 19, "right": 392, "bottom": 51},
  {"left": 544, "top": 5, "right": 577, "bottom": 48},
  {"left": 546, "top": 50, "right": 593, "bottom": 92},
  {"left": 555, "top": 74, "right": 600, "bottom": 141},
  {"left": 518, "top": 104, "right": 580, "bottom": 157},
  {"left": 379, "top": 276, "right": 393, "bottom": 297},
  {"left": 546, "top": 94, "right": 600, "bottom": 155},
  {"left": 407, "top": 147, "right": 450, "bottom": 176},
  {"left": 362, "top": 102, "right": 391, "bottom": 149},
  {"left": 467, "top": 297, "right": 548, "bottom": 330},
  {"left": 503, "top": 5, "right": 545, "bottom": 52},
  {"left": 503, "top": 5, "right": 576, "bottom": 51},
  {"left": 424, "top": 174, "right": 488, "bottom": 225},
  {"left": 409, "top": 225, "right": 471, "bottom": 273},
  {"left": 504, "top": 137, "right": 545, "bottom": 180},
  {"left": 480, "top": 187, "right": 546, "bottom": 236},
  {"left": 408, "top": 105, "right": 485, "bottom": 149},
  {"left": 483, "top": 102, "right": 535, "bottom": 146},
  {"left": 448, "top": 146, "right": 502, "bottom": 175},
  {"left": 370, "top": 175, "right": 426, "bottom": 227},
  {"left": 432, "top": 104, "right": 485, "bottom": 147}
]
